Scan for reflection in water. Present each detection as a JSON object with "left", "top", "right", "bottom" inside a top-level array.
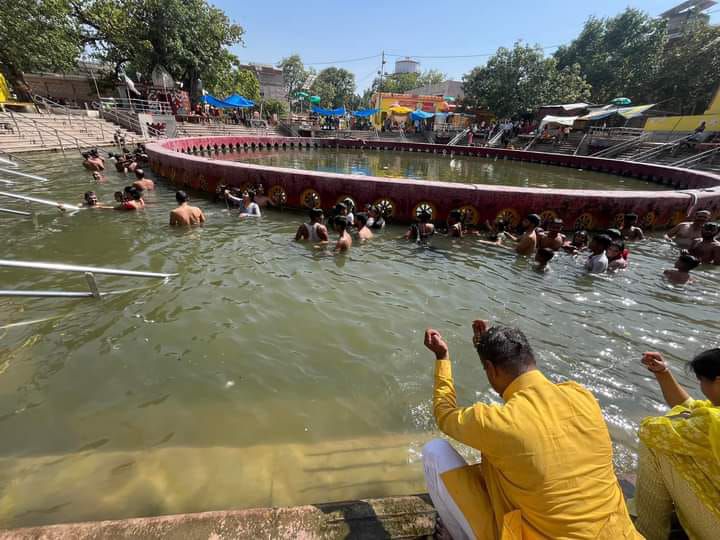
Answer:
[
  {"left": 229, "top": 147, "right": 667, "bottom": 190},
  {"left": 0, "top": 154, "right": 716, "bottom": 528}
]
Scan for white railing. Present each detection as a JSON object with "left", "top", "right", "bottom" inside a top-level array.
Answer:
[
  {"left": 671, "top": 145, "right": 720, "bottom": 168},
  {"left": 98, "top": 97, "right": 173, "bottom": 114},
  {"left": 448, "top": 128, "right": 470, "bottom": 146},
  {"left": 591, "top": 133, "right": 651, "bottom": 158},
  {"left": 588, "top": 126, "right": 645, "bottom": 139},
  {"left": 0, "top": 259, "right": 176, "bottom": 299},
  {"left": 630, "top": 134, "right": 695, "bottom": 162}
]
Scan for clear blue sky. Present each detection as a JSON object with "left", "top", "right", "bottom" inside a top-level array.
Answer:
[{"left": 213, "top": 0, "right": 720, "bottom": 91}]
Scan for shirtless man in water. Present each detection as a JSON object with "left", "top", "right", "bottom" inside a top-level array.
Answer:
[
  {"left": 665, "top": 210, "right": 710, "bottom": 248},
  {"left": 689, "top": 222, "right": 720, "bottom": 265},
  {"left": 515, "top": 214, "right": 540, "bottom": 255},
  {"left": 537, "top": 218, "right": 566, "bottom": 251},
  {"left": 355, "top": 212, "right": 373, "bottom": 241},
  {"left": 132, "top": 169, "right": 155, "bottom": 192},
  {"left": 170, "top": 190, "right": 205, "bottom": 226},
  {"left": 333, "top": 215, "right": 352, "bottom": 252}
]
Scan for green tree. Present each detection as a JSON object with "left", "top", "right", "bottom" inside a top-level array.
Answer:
[
  {"left": 278, "top": 54, "right": 313, "bottom": 99},
  {"left": 554, "top": 8, "right": 667, "bottom": 103},
  {"left": 259, "top": 98, "right": 288, "bottom": 118},
  {"left": 652, "top": 21, "right": 720, "bottom": 114},
  {"left": 310, "top": 67, "right": 355, "bottom": 108},
  {"left": 73, "top": 0, "right": 244, "bottom": 100},
  {"left": 208, "top": 66, "right": 260, "bottom": 101},
  {"left": 463, "top": 42, "right": 591, "bottom": 118},
  {"left": 370, "top": 69, "right": 446, "bottom": 94},
  {"left": 0, "top": 0, "right": 83, "bottom": 101}
]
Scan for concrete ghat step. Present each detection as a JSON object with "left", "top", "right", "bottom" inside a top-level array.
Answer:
[
  {"left": 0, "top": 433, "right": 431, "bottom": 531},
  {"left": 0, "top": 495, "right": 436, "bottom": 540}
]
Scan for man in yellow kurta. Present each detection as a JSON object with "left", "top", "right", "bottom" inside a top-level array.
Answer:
[{"left": 422, "top": 322, "right": 640, "bottom": 540}]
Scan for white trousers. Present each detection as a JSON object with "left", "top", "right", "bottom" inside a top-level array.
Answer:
[{"left": 422, "top": 438, "right": 476, "bottom": 540}]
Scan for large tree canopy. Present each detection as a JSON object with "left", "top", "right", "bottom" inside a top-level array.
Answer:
[
  {"left": 370, "top": 70, "right": 446, "bottom": 94},
  {"left": 463, "top": 42, "right": 591, "bottom": 118},
  {"left": 310, "top": 67, "right": 355, "bottom": 108},
  {"left": 208, "top": 65, "right": 260, "bottom": 101},
  {"left": 554, "top": 8, "right": 667, "bottom": 103},
  {"left": 0, "top": 0, "right": 83, "bottom": 100},
  {"left": 278, "top": 54, "right": 314, "bottom": 100}
]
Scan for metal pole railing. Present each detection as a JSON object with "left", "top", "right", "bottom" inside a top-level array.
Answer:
[{"left": 0, "top": 259, "right": 177, "bottom": 278}]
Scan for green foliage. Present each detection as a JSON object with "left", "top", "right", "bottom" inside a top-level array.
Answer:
[
  {"left": 74, "top": 0, "right": 244, "bottom": 97},
  {"left": 259, "top": 98, "right": 288, "bottom": 117},
  {"left": 554, "top": 8, "right": 667, "bottom": 103},
  {"left": 463, "top": 42, "right": 591, "bottom": 118},
  {"left": 310, "top": 67, "right": 355, "bottom": 108},
  {"left": 208, "top": 66, "right": 260, "bottom": 101},
  {"left": 370, "top": 69, "right": 446, "bottom": 94},
  {"left": 278, "top": 55, "right": 314, "bottom": 100},
  {"left": 0, "top": 0, "right": 83, "bottom": 98},
  {"left": 652, "top": 21, "right": 720, "bottom": 114}
]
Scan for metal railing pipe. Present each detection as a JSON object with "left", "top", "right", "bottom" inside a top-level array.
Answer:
[{"left": 0, "top": 259, "right": 177, "bottom": 278}]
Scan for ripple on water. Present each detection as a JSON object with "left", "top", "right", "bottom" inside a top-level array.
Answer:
[{"left": 0, "top": 153, "right": 718, "bottom": 527}]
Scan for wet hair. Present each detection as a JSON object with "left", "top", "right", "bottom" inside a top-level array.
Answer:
[
  {"left": 310, "top": 208, "right": 324, "bottom": 221},
  {"left": 355, "top": 212, "right": 368, "bottom": 226},
  {"left": 606, "top": 228, "right": 622, "bottom": 241},
  {"left": 419, "top": 210, "right": 432, "bottom": 223},
  {"left": 609, "top": 241, "right": 625, "bottom": 253},
  {"left": 334, "top": 215, "right": 348, "bottom": 231},
  {"left": 536, "top": 247, "right": 554, "bottom": 263},
  {"left": 123, "top": 186, "right": 133, "bottom": 194},
  {"left": 702, "top": 222, "right": 719, "bottom": 234},
  {"left": 550, "top": 218, "right": 563, "bottom": 227},
  {"left": 343, "top": 198, "right": 355, "bottom": 211},
  {"left": 176, "top": 190, "right": 188, "bottom": 204},
  {"left": 84, "top": 191, "right": 97, "bottom": 204},
  {"left": 134, "top": 168, "right": 145, "bottom": 179},
  {"left": 495, "top": 219, "right": 508, "bottom": 232},
  {"left": 114, "top": 191, "right": 124, "bottom": 201},
  {"left": 624, "top": 213, "right": 638, "bottom": 224},
  {"left": 687, "top": 349, "right": 720, "bottom": 381},
  {"left": 677, "top": 253, "right": 700, "bottom": 271},
  {"left": 449, "top": 209, "right": 462, "bottom": 222},
  {"left": 573, "top": 230, "right": 589, "bottom": 244},
  {"left": 527, "top": 214, "right": 540, "bottom": 227},
  {"left": 593, "top": 234, "right": 612, "bottom": 250},
  {"left": 245, "top": 190, "right": 256, "bottom": 202},
  {"left": 475, "top": 326, "right": 536, "bottom": 376},
  {"left": 81, "top": 151, "right": 90, "bottom": 159}
]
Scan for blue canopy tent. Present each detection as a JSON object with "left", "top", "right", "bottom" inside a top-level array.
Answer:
[
  {"left": 312, "top": 105, "right": 346, "bottom": 116},
  {"left": 225, "top": 93, "right": 255, "bottom": 108},
  {"left": 200, "top": 94, "right": 237, "bottom": 109},
  {"left": 352, "top": 108, "right": 379, "bottom": 118},
  {"left": 411, "top": 110, "right": 434, "bottom": 121}
]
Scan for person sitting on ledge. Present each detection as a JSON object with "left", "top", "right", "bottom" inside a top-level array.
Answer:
[
  {"left": 295, "top": 208, "right": 329, "bottom": 244},
  {"left": 665, "top": 210, "right": 711, "bottom": 249},
  {"left": 634, "top": 350, "right": 720, "bottom": 540},
  {"left": 421, "top": 322, "right": 640, "bottom": 540},
  {"left": 132, "top": 169, "right": 155, "bottom": 192},
  {"left": 170, "top": 190, "right": 205, "bottom": 227},
  {"left": 689, "top": 222, "right": 720, "bottom": 265},
  {"left": 514, "top": 214, "right": 539, "bottom": 256},
  {"left": 621, "top": 213, "right": 644, "bottom": 241},
  {"left": 663, "top": 253, "right": 700, "bottom": 285}
]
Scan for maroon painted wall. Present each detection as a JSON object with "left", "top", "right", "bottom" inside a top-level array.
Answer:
[{"left": 146, "top": 136, "right": 720, "bottom": 230}]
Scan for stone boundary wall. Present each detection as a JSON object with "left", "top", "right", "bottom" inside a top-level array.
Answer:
[{"left": 146, "top": 136, "right": 720, "bottom": 229}]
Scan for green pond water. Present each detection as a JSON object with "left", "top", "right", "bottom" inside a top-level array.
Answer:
[
  {"left": 0, "top": 152, "right": 717, "bottom": 528},
  {"left": 227, "top": 147, "right": 666, "bottom": 190}
]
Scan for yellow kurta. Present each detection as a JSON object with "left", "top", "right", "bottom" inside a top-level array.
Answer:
[
  {"left": 433, "top": 358, "right": 641, "bottom": 540},
  {"left": 639, "top": 398, "right": 720, "bottom": 521}
]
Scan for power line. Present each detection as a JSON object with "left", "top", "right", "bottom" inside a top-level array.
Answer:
[
  {"left": 304, "top": 54, "right": 381, "bottom": 66},
  {"left": 384, "top": 44, "right": 565, "bottom": 60}
]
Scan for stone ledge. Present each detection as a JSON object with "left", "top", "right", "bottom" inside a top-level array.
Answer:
[{"left": 0, "top": 495, "right": 436, "bottom": 540}]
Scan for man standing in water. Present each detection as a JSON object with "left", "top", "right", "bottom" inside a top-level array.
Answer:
[
  {"left": 170, "top": 190, "right": 206, "bottom": 226},
  {"left": 690, "top": 222, "right": 720, "bottom": 265},
  {"left": 132, "top": 169, "right": 155, "bottom": 192},
  {"left": 333, "top": 215, "right": 352, "bottom": 252},
  {"left": 537, "top": 218, "right": 565, "bottom": 250},
  {"left": 354, "top": 212, "right": 373, "bottom": 242},
  {"left": 665, "top": 210, "right": 711, "bottom": 248},
  {"left": 585, "top": 234, "right": 611, "bottom": 273},
  {"left": 421, "top": 322, "right": 640, "bottom": 540},
  {"left": 295, "top": 208, "right": 329, "bottom": 243},
  {"left": 515, "top": 214, "right": 540, "bottom": 255}
]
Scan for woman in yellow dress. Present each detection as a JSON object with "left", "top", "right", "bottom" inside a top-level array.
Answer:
[{"left": 635, "top": 349, "right": 720, "bottom": 540}]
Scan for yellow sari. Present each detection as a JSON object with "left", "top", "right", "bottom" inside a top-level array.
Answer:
[{"left": 639, "top": 398, "right": 720, "bottom": 520}]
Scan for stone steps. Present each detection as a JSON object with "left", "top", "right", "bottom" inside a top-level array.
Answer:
[{"left": 0, "top": 432, "right": 431, "bottom": 530}]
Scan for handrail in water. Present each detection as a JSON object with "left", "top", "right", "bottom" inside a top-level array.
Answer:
[{"left": 0, "top": 259, "right": 177, "bottom": 278}]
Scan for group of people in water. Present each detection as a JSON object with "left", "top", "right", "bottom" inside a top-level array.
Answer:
[{"left": 78, "top": 147, "right": 719, "bottom": 277}]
